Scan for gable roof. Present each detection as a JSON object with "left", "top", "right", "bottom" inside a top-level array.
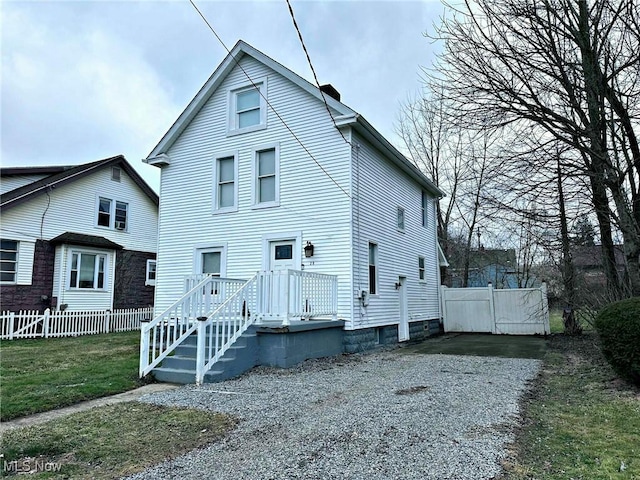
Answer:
[
  {"left": 0, "top": 155, "right": 158, "bottom": 211},
  {"left": 146, "top": 40, "right": 443, "bottom": 198}
]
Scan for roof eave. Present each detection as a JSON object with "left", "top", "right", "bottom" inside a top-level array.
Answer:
[{"left": 335, "top": 114, "right": 445, "bottom": 198}]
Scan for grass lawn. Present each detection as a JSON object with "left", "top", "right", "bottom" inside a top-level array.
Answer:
[
  {"left": 0, "top": 331, "right": 147, "bottom": 421},
  {"left": 1, "top": 402, "right": 236, "bottom": 479},
  {"left": 503, "top": 333, "right": 640, "bottom": 479}
]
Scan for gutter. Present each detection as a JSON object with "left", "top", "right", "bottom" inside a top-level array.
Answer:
[{"left": 334, "top": 114, "right": 444, "bottom": 198}]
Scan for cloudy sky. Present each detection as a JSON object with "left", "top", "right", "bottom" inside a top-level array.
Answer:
[{"left": 2, "top": 0, "right": 444, "bottom": 191}]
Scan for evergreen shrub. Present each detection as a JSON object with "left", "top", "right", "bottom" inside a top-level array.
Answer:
[{"left": 594, "top": 297, "right": 640, "bottom": 386}]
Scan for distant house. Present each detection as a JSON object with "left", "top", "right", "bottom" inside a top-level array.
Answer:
[
  {"left": 140, "top": 40, "right": 446, "bottom": 383},
  {"left": 572, "top": 244, "right": 627, "bottom": 289},
  {"left": 0, "top": 156, "right": 158, "bottom": 312},
  {"left": 449, "top": 248, "right": 523, "bottom": 288}
]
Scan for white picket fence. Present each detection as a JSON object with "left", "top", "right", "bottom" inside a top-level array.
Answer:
[{"left": 0, "top": 308, "right": 153, "bottom": 340}]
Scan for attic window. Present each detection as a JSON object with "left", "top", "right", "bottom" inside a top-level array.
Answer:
[
  {"left": 111, "top": 166, "right": 121, "bottom": 182},
  {"left": 228, "top": 80, "right": 267, "bottom": 135}
]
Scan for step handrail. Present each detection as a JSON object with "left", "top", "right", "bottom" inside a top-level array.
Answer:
[
  {"left": 139, "top": 275, "right": 246, "bottom": 377},
  {"left": 195, "top": 272, "right": 259, "bottom": 384}
]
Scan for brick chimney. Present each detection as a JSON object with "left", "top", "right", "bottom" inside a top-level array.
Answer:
[{"left": 319, "top": 84, "right": 341, "bottom": 102}]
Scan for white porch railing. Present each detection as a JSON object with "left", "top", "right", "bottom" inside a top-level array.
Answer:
[
  {"left": 196, "top": 273, "right": 259, "bottom": 384},
  {"left": 1, "top": 308, "right": 153, "bottom": 340},
  {"left": 255, "top": 270, "right": 338, "bottom": 324},
  {"left": 139, "top": 277, "right": 246, "bottom": 377},
  {"left": 140, "top": 270, "right": 339, "bottom": 383}
]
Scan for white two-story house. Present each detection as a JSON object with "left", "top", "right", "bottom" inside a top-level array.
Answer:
[
  {"left": 140, "top": 41, "right": 445, "bottom": 384},
  {"left": 0, "top": 156, "right": 158, "bottom": 312}
]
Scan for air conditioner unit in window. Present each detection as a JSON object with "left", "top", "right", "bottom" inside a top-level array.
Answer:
[{"left": 115, "top": 221, "right": 126, "bottom": 230}]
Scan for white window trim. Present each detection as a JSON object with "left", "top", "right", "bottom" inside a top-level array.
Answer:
[
  {"left": 227, "top": 78, "right": 268, "bottom": 136},
  {"left": 193, "top": 244, "right": 228, "bottom": 277},
  {"left": 95, "top": 195, "right": 129, "bottom": 232},
  {"left": 145, "top": 259, "right": 157, "bottom": 286},
  {"left": 368, "top": 241, "right": 379, "bottom": 296},
  {"left": 0, "top": 239, "right": 19, "bottom": 284},
  {"left": 212, "top": 151, "right": 239, "bottom": 214},
  {"left": 422, "top": 191, "right": 429, "bottom": 228},
  {"left": 418, "top": 256, "right": 426, "bottom": 283},
  {"left": 252, "top": 143, "right": 280, "bottom": 209},
  {"left": 66, "top": 248, "right": 109, "bottom": 291},
  {"left": 397, "top": 206, "right": 406, "bottom": 232}
]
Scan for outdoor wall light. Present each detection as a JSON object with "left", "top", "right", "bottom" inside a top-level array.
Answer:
[{"left": 304, "top": 241, "right": 315, "bottom": 258}]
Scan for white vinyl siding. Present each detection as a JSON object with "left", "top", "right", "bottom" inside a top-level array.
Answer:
[
  {"left": 351, "top": 131, "right": 440, "bottom": 328},
  {"left": 0, "top": 167, "right": 157, "bottom": 253},
  {"left": 154, "top": 55, "right": 352, "bottom": 318}
]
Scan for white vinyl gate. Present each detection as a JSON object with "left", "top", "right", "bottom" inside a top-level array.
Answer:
[{"left": 440, "top": 283, "right": 550, "bottom": 335}]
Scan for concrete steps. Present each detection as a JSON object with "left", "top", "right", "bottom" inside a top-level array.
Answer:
[{"left": 152, "top": 328, "right": 259, "bottom": 384}]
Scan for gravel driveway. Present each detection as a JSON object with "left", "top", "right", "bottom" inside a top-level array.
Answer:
[{"left": 129, "top": 349, "right": 541, "bottom": 480}]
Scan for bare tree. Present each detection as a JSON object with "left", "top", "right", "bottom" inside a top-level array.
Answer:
[{"left": 429, "top": 0, "right": 640, "bottom": 296}]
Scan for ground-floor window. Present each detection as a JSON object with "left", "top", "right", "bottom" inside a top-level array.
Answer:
[
  {"left": 0, "top": 239, "right": 18, "bottom": 283},
  {"left": 146, "top": 259, "right": 157, "bottom": 286},
  {"left": 69, "top": 251, "right": 107, "bottom": 289}
]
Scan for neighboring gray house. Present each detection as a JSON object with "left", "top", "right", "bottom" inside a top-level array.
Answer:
[
  {"left": 141, "top": 41, "right": 445, "bottom": 383},
  {"left": 0, "top": 156, "right": 158, "bottom": 312}
]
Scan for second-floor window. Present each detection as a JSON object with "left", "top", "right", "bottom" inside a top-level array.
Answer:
[
  {"left": 422, "top": 191, "right": 429, "bottom": 227},
  {"left": 98, "top": 197, "right": 128, "bottom": 230},
  {"left": 397, "top": 207, "right": 405, "bottom": 231},
  {"left": 214, "top": 154, "right": 238, "bottom": 212},
  {"left": 254, "top": 145, "right": 280, "bottom": 207},
  {"left": 368, "top": 242, "right": 378, "bottom": 295}
]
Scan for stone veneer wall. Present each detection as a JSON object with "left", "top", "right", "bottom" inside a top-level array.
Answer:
[
  {"left": 113, "top": 250, "right": 156, "bottom": 309},
  {"left": 0, "top": 240, "right": 55, "bottom": 312}
]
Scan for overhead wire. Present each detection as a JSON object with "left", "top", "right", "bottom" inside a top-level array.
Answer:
[
  {"left": 188, "top": 0, "right": 351, "bottom": 199},
  {"left": 285, "top": 0, "right": 353, "bottom": 147}
]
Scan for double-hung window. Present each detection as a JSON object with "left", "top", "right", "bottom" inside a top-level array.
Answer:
[
  {"left": 368, "top": 242, "right": 378, "bottom": 295},
  {"left": 0, "top": 239, "right": 18, "bottom": 283},
  {"left": 146, "top": 260, "right": 157, "bottom": 286},
  {"left": 254, "top": 145, "right": 279, "bottom": 207},
  {"left": 214, "top": 153, "right": 238, "bottom": 212},
  {"left": 422, "top": 191, "right": 429, "bottom": 227},
  {"left": 229, "top": 80, "right": 267, "bottom": 134},
  {"left": 69, "top": 251, "right": 107, "bottom": 289},
  {"left": 97, "top": 197, "right": 128, "bottom": 230},
  {"left": 418, "top": 256, "right": 425, "bottom": 281}
]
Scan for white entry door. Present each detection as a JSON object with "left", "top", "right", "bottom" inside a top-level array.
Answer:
[
  {"left": 398, "top": 276, "right": 410, "bottom": 342},
  {"left": 266, "top": 240, "right": 296, "bottom": 320}
]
